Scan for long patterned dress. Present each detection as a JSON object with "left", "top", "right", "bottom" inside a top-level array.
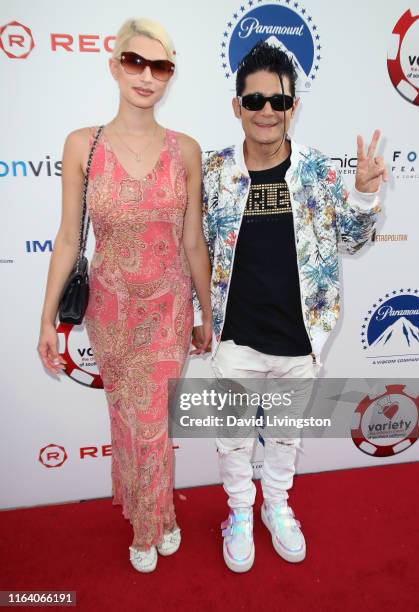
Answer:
[{"left": 84, "top": 126, "right": 193, "bottom": 549}]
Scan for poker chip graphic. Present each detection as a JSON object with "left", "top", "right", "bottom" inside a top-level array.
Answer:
[
  {"left": 57, "top": 322, "right": 103, "bottom": 388},
  {"left": 387, "top": 9, "right": 419, "bottom": 105},
  {"left": 351, "top": 385, "right": 419, "bottom": 457}
]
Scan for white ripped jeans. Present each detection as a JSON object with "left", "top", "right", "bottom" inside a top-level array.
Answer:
[{"left": 212, "top": 339, "right": 317, "bottom": 509}]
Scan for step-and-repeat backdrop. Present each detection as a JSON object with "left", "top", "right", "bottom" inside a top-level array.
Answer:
[{"left": 1, "top": 0, "right": 418, "bottom": 509}]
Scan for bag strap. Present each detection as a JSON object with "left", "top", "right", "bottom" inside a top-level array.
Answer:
[{"left": 77, "top": 125, "right": 104, "bottom": 269}]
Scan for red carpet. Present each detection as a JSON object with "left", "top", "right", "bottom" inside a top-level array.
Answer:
[{"left": 1, "top": 462, "right": 418, "bottom": 611}]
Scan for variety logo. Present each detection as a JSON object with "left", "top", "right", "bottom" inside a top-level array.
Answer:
[
  {"left": 351, "top": 384, "right": 419, "bottom": 457},
  {"left": 0, "top": 21, "right": 35, "bottom": 59},
  {"left": 361, "top": 289, "right": 419, "bottom": 366},
  {"left": 220, "top": 0, "right": 321, "bottom": 91},
  {"left": 387, "top": 9, "right": 419, "bottom": 106},
  {"left": 57, "top": 322, "right": 103, "bottom": 388},
  {"left": 0, "top": 20, "right": 114, "bottom": 58}
]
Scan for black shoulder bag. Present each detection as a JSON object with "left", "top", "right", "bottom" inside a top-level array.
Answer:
[{"left": 58, "top": 125, "right": 104, "bottom": 324}]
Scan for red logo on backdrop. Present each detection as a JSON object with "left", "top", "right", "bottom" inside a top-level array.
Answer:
[
  {"left": 351, "top": 384, "right": 419, "bottom": 457},
  {"left": 39, "top": 444, "right": 68, "bottom": 468},
  {"left": 57, "top": 322, "right": 103, "bottom": 388},
  {"left": 0, "top": 21, "right": 35, "bottom": 58},
  {"left": 387, "top": 9, "right": 419, "bottom": 106}
]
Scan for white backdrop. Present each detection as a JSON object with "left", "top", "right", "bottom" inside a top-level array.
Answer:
[{"left": 1, "top": 0, "right": 418, "bottom": 510}]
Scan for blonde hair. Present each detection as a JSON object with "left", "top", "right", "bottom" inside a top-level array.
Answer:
[{"left": 112, "top": 18, "right": 176, "bottom": 63}]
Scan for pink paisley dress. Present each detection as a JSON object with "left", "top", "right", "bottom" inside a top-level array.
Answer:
[{"left": 84, "top": 126, "right": 193, "bottom": 549}]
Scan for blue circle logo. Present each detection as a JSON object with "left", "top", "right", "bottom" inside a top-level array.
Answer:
[
  {"left": 361, "top": 290, "right": 419, "bottom": 364},
  {"left": 221, "top": 0, "right": 321, "bottom": 89}
]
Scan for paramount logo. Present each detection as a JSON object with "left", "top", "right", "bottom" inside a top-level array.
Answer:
[{"left": 239, "top": 18, "right": 304, "bottom": 38}]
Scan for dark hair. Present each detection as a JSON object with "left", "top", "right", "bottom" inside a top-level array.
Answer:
[{"left": 236, "top": 41, "right": 298, "bottom": 97}]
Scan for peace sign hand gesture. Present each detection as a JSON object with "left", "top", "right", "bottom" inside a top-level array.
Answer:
[{"left": 355, "top": 129, "right": 389, "bottom": 193}]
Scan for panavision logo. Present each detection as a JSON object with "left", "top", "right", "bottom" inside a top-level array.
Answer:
[
  {"left": 221, "top": 0, "right": 321, "bottom": 91},
  {"left": 361, "top": 289, "right": 419, "bottom": 366}
]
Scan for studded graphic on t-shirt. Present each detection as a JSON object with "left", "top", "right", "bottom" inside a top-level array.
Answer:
[{"left": 244, "top": 181, "right": 291, "bottom": 220}]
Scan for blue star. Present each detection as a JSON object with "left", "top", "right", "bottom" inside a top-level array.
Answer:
[
  {"left": 368, "top": 310, "right": 372, "bottom": 314},
  {"left": 317, "top": 45, "right": 321, "bottom": 50},
  {"left": 221, "top": 42, "right": 226, "bottom": 48},
  {"left": 317, "top": 55, "right": 321, "bottom": 60},
  {"left": 361, "top": 332, "right": 365, "bottom": 336},
  {"left": 294, "top": 2, "right": 299, "bottom": 7},
  {"left": 241, "top": 5, "right": 245, "bottom": 12},
  {"left": 400, "top": 289, "right": 404, "bottom": 292},
  {"left": 226, "top": 73, "right": 230, "bottom": 78},
  {"left": 311, "top": 74, "right": 315, "bottom": 80},
  {"left": 407, "top": 288, "right": 411, "bottom": 292},
  {"left": 362, "top": 324, "right": 366, "bottom": 328},
  {"left": 308, "top": 16, "right": 312, "bottom": 21},
  {"left": 385, "top": 293, "right": 389, "bottom": 298},
  {"left": 315, "top": 65, "right": 319, "bottom": 70},
  {"left": 227, "top": 22, "right": 232, "bottom": 28},
  {"left": 315, "top": 34, "right": 320, "bottom": 40},
  {"left": 222, "top": 63, "right": 227, "bottom": 68},
  {"left": 249, "top": 0, "right": 254, "bottom": 5},
  {"left": 379, "top": 298, "right": 383, "bottom": 302},
  {"left": 313, "top": 25, "right": 317, "bottom": 30},
  {"left": 233, "top": 13, "right": 238, "bottom": 18},
  {"left": 302, "top": 8, "right": 306, "bottom": 13},
  {"left": 224, "top": 32, "right": 228, "bottom": 38},
  {"left": 414, "top": 289, "right": 418, "bottom": 293},
  {"left": 392, "top": 290, "right": 397, "bottom": 294},
  {"left": 221, "top": 52, "right": 226, "bottom": 58}
]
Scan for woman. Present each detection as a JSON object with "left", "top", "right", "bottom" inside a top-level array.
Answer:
[{"left": 37, "top": 18, "right": 212, "bottom": 573}]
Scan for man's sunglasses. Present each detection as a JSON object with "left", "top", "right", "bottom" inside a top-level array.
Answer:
[
  {"left": 120, "top": 51, "right": 175, "bottom": 82},
  {"left": 238, "top": 93, "right": 294, "bottom": 112}
]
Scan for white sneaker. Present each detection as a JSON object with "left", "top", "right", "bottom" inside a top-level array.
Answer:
[
  {"left": 156, "top": 527, "right": 181, "bottom": 556},
  {"left": 129, "top": 545, "right": 158, "bottom": 573},
  {"left": 221, "top": 507, "right": 255, "bottom": 573},
  {"left": 261, "top": 501, "right": 306, "bottom": 562}
]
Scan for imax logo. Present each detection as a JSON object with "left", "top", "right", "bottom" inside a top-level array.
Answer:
[{"left": 26, "top": 240, "right": 53, "bottom": 253}]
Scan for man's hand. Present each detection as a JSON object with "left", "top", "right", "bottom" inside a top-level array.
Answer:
[
  {"left": 355, "top": 129, "right": 389, "bottom": 193},
  {"left": 190, "top": 320, "right": 212, "bottom": 355}
]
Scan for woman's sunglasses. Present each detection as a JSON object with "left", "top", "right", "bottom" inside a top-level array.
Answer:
[
  {"left": 120, "top": 51, "right": 175, "bottom": 82},
  {"left": 238, "top": 93, "right": 294, "bottom": 112}
]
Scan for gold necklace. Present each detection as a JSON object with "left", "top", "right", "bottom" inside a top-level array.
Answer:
[{"left": 114, "top": 124, "right": 159, "bottom": 163}]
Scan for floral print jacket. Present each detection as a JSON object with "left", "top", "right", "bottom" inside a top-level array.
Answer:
[{"left": 193, "top": 137, "right": 381, "bottom": 362}]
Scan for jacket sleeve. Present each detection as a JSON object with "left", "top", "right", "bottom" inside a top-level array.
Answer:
[
  {"left": 329, "top": 164, "right": 381, "bottom": 255},
  {"left": 192, "top": 151, "right": 216, "bottom": 326}
]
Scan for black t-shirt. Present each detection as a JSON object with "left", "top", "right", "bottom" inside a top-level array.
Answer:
[{"left": 220, "top": 154, "right": 312, "bottom": 356}]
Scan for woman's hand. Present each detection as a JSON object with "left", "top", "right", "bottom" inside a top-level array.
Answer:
[
  {"left": 37, "top": 322, "right": 67, "bottom": 375},
  {"left": 190, "top": 317, "right": 212, "bottom": 355}
]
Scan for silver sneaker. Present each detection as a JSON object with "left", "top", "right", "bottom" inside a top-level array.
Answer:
[
  {"left": 261, "top": 501, "right": 306, "bottom": 562},
  {"left": 221, "top": 507, "right": 255, "bottom": 573}
]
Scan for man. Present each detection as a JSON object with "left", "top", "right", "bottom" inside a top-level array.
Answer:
[{"left": 191, "top": 42, "right": 387, "bottom": 572}]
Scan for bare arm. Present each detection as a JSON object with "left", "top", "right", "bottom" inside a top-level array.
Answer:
[
  {"left": 37, "top": 128, "right": 90, "bottom": 373},
  {"left": 178, "top": 133, "right": 212, "bottom": 353}
]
